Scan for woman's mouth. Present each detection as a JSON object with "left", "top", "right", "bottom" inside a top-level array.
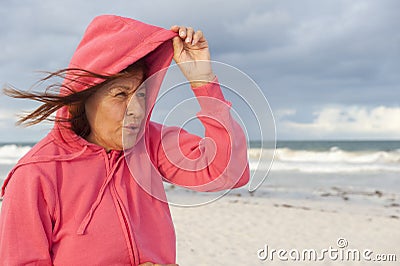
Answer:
[{"left": 123, "top": 123, "right": 141, "bottom": 133}]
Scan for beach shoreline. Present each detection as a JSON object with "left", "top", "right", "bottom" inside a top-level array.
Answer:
[
  {"left": 1, "top": 141, "right": 399, "bottom": 265},
  {"left": 170, "top": 192, "right": 399, "bottom": 265},
  {"left": 0, "top": 184, "right": 398, "bottom": 265}
]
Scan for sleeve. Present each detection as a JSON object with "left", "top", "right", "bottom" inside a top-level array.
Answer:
[
  {"left": 0, "top": 166, "right": 55, "bottom": 265},
  {"left": 157, "top": 77, "right": 250, "bottom": 192}
]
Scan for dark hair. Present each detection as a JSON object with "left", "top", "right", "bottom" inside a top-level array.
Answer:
[{"left": 3, "top": 59, "right": 147, "bottom": 138}]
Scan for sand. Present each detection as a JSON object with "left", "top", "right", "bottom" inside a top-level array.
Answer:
[
  {"left": 0, "top": 191, "right": 398, "bottom": 265},
  {"left": 170, "top": 194, "right": 400, "bottom": 266}
]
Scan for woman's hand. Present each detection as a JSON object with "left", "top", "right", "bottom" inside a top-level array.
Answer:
[{"left": 170, "top": 25, "right": 215, "bottom": 88}]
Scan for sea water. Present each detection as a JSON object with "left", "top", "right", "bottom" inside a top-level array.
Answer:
[
  {"left": 1, "top": 141, "right": 399, "bottom": 207},
  {"left": 246, "top": 140, "right": 400, "bottom": 210},
  {"left": 0, "top": 143, "right": 34, "bottom": 182}
]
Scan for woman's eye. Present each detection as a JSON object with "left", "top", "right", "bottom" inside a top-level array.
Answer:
[
  {"left": 136, "top": 91, "right": 146, "bottom": 98},
  {"left": 115, "top": 92, "right": 127, "bottom": 97}
]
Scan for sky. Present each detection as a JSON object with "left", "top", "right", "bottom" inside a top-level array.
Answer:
[{"left": 0, "top": 0, "right": 399, "bottom": 142}]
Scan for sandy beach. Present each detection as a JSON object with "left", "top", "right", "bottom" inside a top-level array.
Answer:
[
  {"left": 0, "top": 191, "right": 398, "bottom": 265},
  {"left": 170, "top": 192, "right": 400, "bottom": 265},
  {"left": 1, "top": 141, "right": 399, "bottom": 265}
]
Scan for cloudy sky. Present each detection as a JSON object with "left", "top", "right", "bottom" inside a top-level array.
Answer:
[{"left": 0, "top": 0, "right": 399, "bottom": 142}]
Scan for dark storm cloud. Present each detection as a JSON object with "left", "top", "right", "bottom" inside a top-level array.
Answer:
[
  {"left": 0, "top": 0, "right": 399, "bottom": 140},
  {"left": 215, "top": 0, "right": 400, "bottom": 106}
]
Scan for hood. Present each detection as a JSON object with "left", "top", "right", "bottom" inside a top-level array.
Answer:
[
  {"left": 27, "top": 15, "right": 178, "bottom": 234},
  {"left": 54, "top": 14, "right": 177, "bottom": 151}
]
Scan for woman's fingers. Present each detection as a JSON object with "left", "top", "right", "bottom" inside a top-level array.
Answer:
[
  {"left": 169, "top": 24, "right": 213, "bottom": 86},
  {"left": 185, "top": 27, "right": 194, "bottom": 43},
  {"left": 170, "top": 25, "right": 203, "bottom": 45},
  {"left": 192, "top": 30, "right": 203, "bottom": 45},
  {"left": 170, "top": 25, "right": 187, "bottom": 38}
]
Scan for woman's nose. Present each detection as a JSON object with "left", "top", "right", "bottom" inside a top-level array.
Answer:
[{"left": 126, "top": 98, "right": 144, "bottom": 118}]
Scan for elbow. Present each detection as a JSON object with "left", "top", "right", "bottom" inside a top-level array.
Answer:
[{"left": 232, "top": 163, "right": 250, "bottom": 188}]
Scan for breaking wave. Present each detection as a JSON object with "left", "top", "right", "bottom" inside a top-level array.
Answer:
[
  {"left": 0, "top": 145, "right": 32, "bottom": 164},
  {"left": 249, "top": 147, "right": 400, "bottom": 173}
]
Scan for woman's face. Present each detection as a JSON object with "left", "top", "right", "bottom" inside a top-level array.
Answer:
[{"left": 85, "top": 71, "right": 146, "bottom": 151}]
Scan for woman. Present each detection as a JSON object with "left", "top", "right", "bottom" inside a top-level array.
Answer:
[{"left": 0, "top": 15, "right": 249, "bottom": 265}]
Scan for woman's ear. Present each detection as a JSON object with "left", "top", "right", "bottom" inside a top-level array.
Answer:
[{"left": 69, "top": 103, "right": 91, "bottom": 138}]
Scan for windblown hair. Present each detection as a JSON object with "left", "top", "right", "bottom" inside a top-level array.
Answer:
[{"left": 3, "top": 59, "right": 147, "bottom": 138}]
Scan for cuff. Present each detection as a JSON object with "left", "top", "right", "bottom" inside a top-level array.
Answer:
[{"left": 191, "top": 76, "right": 232, "bottom": 113}]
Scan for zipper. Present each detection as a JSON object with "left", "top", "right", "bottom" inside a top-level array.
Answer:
[
  {"left": 110, "top": 178, "right": 140, "bottom": 265},
  {"left": 104, "top": 150, "right": 141, "bottom": 264}
]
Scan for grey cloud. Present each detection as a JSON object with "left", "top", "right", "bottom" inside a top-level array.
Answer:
[
  {"left": 216, "top": 0, "right": 400, "bottom": 111},
  {"left": 0, "top": 0, "right": 399, "bottom": 141}
]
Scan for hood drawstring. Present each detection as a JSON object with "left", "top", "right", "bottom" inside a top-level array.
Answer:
[{"left": 77, "top": 152, "right": 124, "bottom": 235}]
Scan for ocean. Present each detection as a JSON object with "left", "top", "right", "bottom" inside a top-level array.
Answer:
[
  {"left": 1, "top": 141, "right": 399, "bottom": 208},
  {"left": 249, "top": 140, "right": 400, "bottom": 173},
  {"left": 245, "top": 140, "right": 400, "bottom": 212},
  {"left": 0, "top": 143, "right": 34, "bottom": 183}
]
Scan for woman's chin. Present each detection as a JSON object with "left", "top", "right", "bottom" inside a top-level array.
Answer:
[{"left": 122, "top": 133, "right": 138, "bottom": 150}]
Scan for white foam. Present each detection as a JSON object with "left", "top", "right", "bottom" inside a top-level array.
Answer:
[
  {"left": 249, "top": 147, "right": 400, "bottom": 173},
  {"left": 2, "top": 144, "right": 399, "bottom": 174},
  {"left": 0, "top": 145, "right": 31, "bottom": 164}
]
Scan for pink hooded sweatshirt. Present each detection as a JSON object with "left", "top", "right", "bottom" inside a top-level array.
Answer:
[{"left": 0, "top": 15, "right": 249, "bottom": 265}]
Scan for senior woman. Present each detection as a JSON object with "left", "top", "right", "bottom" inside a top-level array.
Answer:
[{"left": 0, "top": 15, "right": 249, "bottom": 265}]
